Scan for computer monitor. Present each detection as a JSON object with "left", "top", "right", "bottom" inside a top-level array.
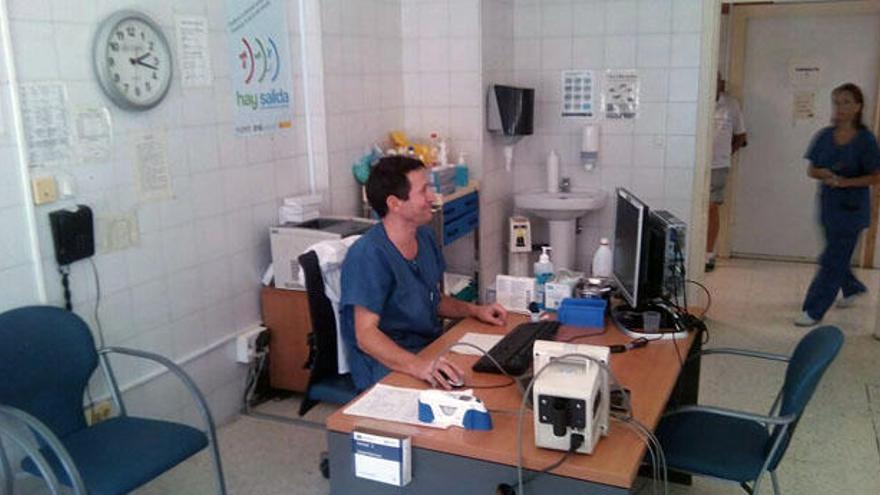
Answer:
[{"left": 612, "top": 188, "right": 649, "bottom": 308}]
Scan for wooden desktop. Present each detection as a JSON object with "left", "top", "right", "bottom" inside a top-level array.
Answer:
[{"left": 325, "top": 313, "right": 700, "bottom": 494}]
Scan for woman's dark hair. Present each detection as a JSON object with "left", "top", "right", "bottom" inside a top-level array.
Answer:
[
  {"left": 832, "top": 83, "right": 866, "bottom": 129},
  {"left": 366, "top": 156, "right": 425, "bottom": 217}
]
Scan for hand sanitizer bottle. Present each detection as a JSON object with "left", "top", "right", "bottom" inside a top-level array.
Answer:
[
  {"left": 591, "top": 238, "right": 612, "bottom": 279},
  {"left": 534, "top": 246, "right": 554, "bottom": 309}
]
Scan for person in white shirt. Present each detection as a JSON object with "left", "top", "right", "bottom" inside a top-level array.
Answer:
[{"left": 707, "top": 73, "right": 747, "bottom": 272}]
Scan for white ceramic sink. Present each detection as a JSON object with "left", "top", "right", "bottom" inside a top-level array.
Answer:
[{"left": 514, "top": 189, "right": 607, "bottom": 221}]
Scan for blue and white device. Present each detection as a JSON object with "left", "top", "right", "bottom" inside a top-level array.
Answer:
[{"left": 417, "top": 389, "right": 492, "bottom": 430}]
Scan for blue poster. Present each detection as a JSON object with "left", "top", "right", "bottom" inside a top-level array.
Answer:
[{"left": 226, "top": 0, "right": 294, "bottom": 135}]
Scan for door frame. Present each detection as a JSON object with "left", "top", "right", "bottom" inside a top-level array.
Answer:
[{"left": 719, "top": 0, "right": 880, "bottom": 266}]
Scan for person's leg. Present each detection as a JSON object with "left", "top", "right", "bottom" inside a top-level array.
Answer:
[
  {"left": 801, "top": 230, "right": 860, "bottom": 321},
  {"left": 706, "top": 168, "right": 728, "bottom": 271},
  {"left": 707, "top": 202, "right": 720, "bottom": 253}
]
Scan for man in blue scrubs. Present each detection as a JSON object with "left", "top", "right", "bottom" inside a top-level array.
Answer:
[{"left": 340, "top": 156, "right": 508, "bottom": 391}]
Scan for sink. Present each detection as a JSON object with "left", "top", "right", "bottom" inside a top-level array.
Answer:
[
  {"left": 514, "top": 189, "right": 608, "bottom": 270},
  {"left": 515, "top": 189, "right": 607, "bottom": 221}
]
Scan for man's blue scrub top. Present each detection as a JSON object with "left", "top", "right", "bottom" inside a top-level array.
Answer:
[
  {"left": 806, "top": 127, "right": 880, "bottom": 234},
  {"left": 340, "top": 223, "right": 446, "bottom": 391}
]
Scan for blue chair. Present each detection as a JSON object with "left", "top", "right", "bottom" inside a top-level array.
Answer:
[
  {"left": 297, "top": 250, "right": 358, "bottom": 416},
  {"left": 656, "top": 325, "right": 843, "bottom": 495},
  {"left": 0, "top": 306, "right": 227, "bottom": 495}
]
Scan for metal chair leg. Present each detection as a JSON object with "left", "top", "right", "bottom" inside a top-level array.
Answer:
[
  {"left": 208, "top": 433, "right": 228, "bottom": 495},
  {"left": 0, "top": 437, "right": 12, "bottom": 495},
  {"left": 770, "top": 471, "right": 781, "bottom": 495}
]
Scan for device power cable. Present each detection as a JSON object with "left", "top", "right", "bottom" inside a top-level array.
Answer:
[
  {"left": 621, "top": 415, "right": 669, "bottom": 495},
  {"left": 516, "top": 353, "right": 631, "bottom": 495},
  {"left": 612, "top": 415, "right": 658, "bottom": 495}
]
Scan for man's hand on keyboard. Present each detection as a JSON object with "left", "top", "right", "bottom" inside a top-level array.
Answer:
[{"left": 472, "top": 302, "right": 508, "bottom": 326}]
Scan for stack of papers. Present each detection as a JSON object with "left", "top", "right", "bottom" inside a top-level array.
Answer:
[
  {"left": 344, "top": 384, "right": 445, "bottom": 428},
  {"left": 279, "top": 194, "right": 322, "bottom": 223}
]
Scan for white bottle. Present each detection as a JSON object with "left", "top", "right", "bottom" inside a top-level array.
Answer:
[
  {"left": 546, "top": 150, "right": 559, "bottom": 193},
  {"left": 592, "top": 238, "right": 613, "bottom": 279},
  {"left": 534, "top": 246, "right": 554, "bottom": 309}
]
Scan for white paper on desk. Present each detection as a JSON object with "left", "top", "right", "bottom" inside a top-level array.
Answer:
[
  {"left": 343, "top": 384, "right": 445, "bottom": 429},
  {"left": 452, "top": 333, "right": 503, "bottom": 356}
]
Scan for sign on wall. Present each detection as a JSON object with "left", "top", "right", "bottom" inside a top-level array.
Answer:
[
  {"left": 603, "top": 70, "right": 639, "bottom": 119},
  {"left": 225, "top": 0, "right": 294, "bottom": 135}
]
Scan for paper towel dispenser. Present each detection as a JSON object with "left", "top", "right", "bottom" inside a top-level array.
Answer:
[{"left": 487, "top": 84, "right": 534, "bottom": 139}]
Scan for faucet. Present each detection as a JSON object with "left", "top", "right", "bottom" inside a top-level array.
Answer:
[{"left": 559, "top": 177, "right": 571, "bottom": 193}]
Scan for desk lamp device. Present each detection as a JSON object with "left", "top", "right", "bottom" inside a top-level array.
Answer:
[
  {"left": 532, "top": 340, "right": 610, "bottom": 454},
  {"left": 418, "top": 389, "right": 492, "bottom": 430}
]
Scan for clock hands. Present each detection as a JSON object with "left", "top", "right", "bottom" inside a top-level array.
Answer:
[{"left": 129, "top": 52, "right": 158, "bottom": 70}]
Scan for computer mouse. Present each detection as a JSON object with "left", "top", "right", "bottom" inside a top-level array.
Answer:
[{"left": 437, "top": 369, "right": 465, "bottom": 388}]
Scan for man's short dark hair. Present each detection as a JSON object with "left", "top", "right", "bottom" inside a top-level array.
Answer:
[{"left": 366, "top": 156, "right": 425, "bottom": 217}]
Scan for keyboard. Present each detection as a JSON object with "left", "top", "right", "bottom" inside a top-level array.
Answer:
[{"left": 472, "top": 321, "right": 561, "bottom": 376}]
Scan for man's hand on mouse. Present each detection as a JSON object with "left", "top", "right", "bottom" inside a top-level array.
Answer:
[
  {"left": 410, "top": 355, "right": 464, "bottom": 390},
  {"left": 472, "top": 302, "right": 508, "bottom": 326}
]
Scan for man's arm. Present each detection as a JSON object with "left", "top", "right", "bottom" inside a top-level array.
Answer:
[
  {"left": 438, "top": 295, "right": 507, "bottom": 326},
  {"left": 353, "top": 305, "right": 463, "bottom": 389},
  {"left": 808, "top": 165, "right": 834, "bottom": 180}
]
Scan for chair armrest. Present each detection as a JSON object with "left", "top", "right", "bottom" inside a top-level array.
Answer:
[
  {"left": 0, "top": 406, "right": 86, "bottom": 495},
  {"left": 663, "top": 404, "right": 796, "bottom": 426},
  {"left": 690, "top": 347, "right": 790, "bottom": 364},
  {"left": 99, "top": 347, "right": 219, "bottom": 435}
]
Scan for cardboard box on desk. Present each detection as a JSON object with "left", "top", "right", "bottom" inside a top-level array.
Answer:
[{"left": 352, "top": 429, "right": 412, "bottom": 487}]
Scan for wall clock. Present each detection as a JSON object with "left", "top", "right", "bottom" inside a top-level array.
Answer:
[{"left": 93, "top": 10, "right": 173, "bottom": 111}]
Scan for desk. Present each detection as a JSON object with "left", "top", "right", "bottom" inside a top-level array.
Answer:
[{"left": 325, "top": 315, "right": 700, "bottom": 494}]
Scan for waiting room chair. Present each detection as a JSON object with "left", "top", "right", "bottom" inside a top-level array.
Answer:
[
  {"left": 0, "top": 305, "right": 227, "bottom": 495},
  {"left": 297, "top": 250, "right": 358, "bottom": 416},
  {"left": 656, "top": 325, "right": 843, "bottom": 495}
]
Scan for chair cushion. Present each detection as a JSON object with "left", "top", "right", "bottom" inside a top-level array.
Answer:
[
  {"left": 656, "top": 410, "right": 770, "bottom": 482},
  {"left": 308, "top": 374, "right": 358, "bottom": 405},
  {"left": 22, "top": 416, "right": 208, "bottom": 495}
]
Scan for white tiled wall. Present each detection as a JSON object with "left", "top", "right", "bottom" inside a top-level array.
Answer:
[
  {"left": 322, "top": 0, "right": 403, "bottom": 216},
  {"left": 0, "top": 0, "right": 310, "bottom": 424},
  {"left": 512, "top": 0, "right": 704, "bottom": 271}
]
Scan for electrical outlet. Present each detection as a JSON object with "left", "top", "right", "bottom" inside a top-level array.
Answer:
[
  {"left": 86, "top": 400, "right": 113, "bottom": 425},
  {"left": 236, "top": 326, "right": 269, "bottom": 363}
]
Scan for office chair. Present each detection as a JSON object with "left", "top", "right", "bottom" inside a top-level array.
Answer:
[
  {"left": 297, "top": 250, "right": 358, "bottom": 416},
  {"left": 0, "top": 305, "right": 227, "bottom": 495},
  {"left": 655, "top": 325, "right": 843, "bottom": 495}
]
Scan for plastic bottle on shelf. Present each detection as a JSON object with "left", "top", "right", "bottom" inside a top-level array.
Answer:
[
  {"left": 455, "top": 152, "right": 469, "bottom": 187},
  {"left": 534, "top": 246, "right": 554, "bottom": 310},
  {"left": 591, "top": 238, "right": 612, "bottom": 279}
]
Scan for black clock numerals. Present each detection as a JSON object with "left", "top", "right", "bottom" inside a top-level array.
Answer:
[{"left": 109, "top": 42, "right": 119, "bottom": 51}]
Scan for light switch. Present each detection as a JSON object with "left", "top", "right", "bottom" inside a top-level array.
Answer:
[{"left": 31, "top": 176, "right": 58, "bottom": 205}]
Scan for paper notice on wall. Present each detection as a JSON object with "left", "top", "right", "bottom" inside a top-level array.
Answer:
[
  {"left": 788, "top": 58, "right": 824, "bottom": 89},
  {"left": 793, "top": 91, "right": 816, "bottom": 121},
  {"left": 134, "top": 131, "right": 173, "bottom": 201},
  {"left": 562, "top": 70, "right": 595, "bottom": 118},
  {"left": 74, "top": 107, "right": 112, "bottom": 161},
  {"left": 20, "top": 82, "right": 74, "bottom": 166},
  {"left": 603, "top": 70, "right": 639, "bottom": 119},
  {"left": 176, "top": 15, "right": 214, "bottom": 88}
]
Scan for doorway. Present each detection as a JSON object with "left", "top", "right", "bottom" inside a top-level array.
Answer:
[{"left": 718, "top": 1, "right": 880, "bottom": 264}]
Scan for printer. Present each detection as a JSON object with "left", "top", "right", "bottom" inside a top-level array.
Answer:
[{"left": 269, "top": 216, "right": 375, "bottom": 289}]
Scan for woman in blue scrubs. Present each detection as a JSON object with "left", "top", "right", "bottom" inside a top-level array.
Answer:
[{"left": 797, "top": 83, "right": 880, "bottom": 326}]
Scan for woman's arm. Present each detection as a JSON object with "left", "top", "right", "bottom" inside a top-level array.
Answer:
[
  {"left": 828, "top": 170, "right": 880, "bottom": 188},
  {"left": 808, "top": 165, "right": 834, "bottom": 180}
]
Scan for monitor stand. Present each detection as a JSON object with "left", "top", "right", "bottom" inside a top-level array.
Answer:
[{"left": 610, "top": 302, "right": 689, "bottom": 341}]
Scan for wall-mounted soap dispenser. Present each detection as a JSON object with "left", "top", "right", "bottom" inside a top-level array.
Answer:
[
  {"left": 581, "top": 124, "right": 599, "bottom": 171},
  {"left": 487, "top": 84, "right": 535, "bottom": 171}
]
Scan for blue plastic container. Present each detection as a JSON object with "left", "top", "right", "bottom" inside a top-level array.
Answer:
[{"left": 557, "top": 298, "right": 607, "bottom": 328}]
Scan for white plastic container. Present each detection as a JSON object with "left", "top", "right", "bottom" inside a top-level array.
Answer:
[
  {"left": 534, "top": 246, "right": 554, "bottom": 309},
  {"left": 591, "top": 238, "right": 612, "bottom": 278},
  {"left": 546, "top": 150, "right": 559, "bottom": 193}
]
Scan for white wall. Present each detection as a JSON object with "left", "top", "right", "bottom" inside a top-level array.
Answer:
[
  {"left": 322, "top": 0, "right": 404, "bottom": 216},
  {"left": 512, "top": 0, "right": 705, "bottom": 271},
  {"left": 0, "top": 0, "right": 311, "bottom": 425}
]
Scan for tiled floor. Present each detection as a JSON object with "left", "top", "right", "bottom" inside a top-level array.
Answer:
[{"left": 15, "top": 258, "right": 880, "bottom": 494}]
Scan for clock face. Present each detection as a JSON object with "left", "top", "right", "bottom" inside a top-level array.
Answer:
[{"left": 94, "top": 11, "right": 172, "bottom": 110}]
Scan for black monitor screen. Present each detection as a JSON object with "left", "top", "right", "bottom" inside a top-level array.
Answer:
[{"left": 612, "top": 188, "right": 647, "bottom": 308}]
